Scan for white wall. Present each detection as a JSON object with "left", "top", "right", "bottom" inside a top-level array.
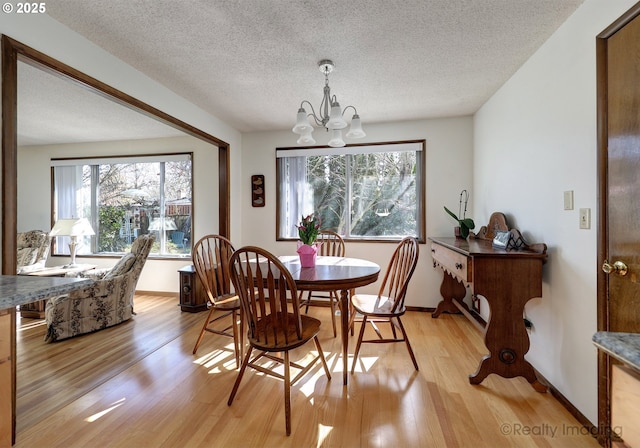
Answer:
[
  {"left": 18, "top": 136, "right": 219, "bottom": 292},
  {"left": 1, "top": 13, "right": 243, "bottom": 289},
  {"left": 474, "top": 0, "right": 637, "bottom": 425},
  {"left": 240, "top": 117, "right": 474, "bottom": 306}
]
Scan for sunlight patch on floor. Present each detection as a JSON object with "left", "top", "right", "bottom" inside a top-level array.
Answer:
[
  {"left": 299, "top": 366, "right": 330, "bottom": 398},
  {"left": 17, "top": 319, "right": 46, "bottom": 331},
  {"left": 316, "top": 424, "right": 333, "bottom": 447},
  {"left": 84, "top": 398, "right": 126, "bottom": 423},
  {"left": 192, "top": 342, "right": 237, "bottom": 372},
  {"left": 350, "top": 356, "right": 378, "bottom": 373}
]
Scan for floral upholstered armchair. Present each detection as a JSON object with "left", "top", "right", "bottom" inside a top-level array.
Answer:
[
  {"left": 44, "top": 234, "right": 155, "bottom": 342},
  {"left": 16, "top": 230, "right": 51, "bottom": 274}
]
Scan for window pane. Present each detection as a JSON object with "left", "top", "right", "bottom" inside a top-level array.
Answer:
[
  {"left": 98, "top": 162, "right": 161, "bottom": 253},
  {"left": 308, "top": 155, "right": 346, "bottom": 233},
  {"left": 277, "top": 141, "right": 424, "bottom": 241},
  {"left": 350, "top": 151, "right": 417, "bottom": 237},
  {"left": 53, "top": 155, "right": 192, "bottom": 257},
  {"left": 164, "top": 160, "right": 192, "bottom": 253}
]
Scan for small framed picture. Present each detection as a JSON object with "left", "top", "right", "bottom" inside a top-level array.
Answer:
[
  {"left": 492, "top": 230, "right": 510, "bottom": 248},
  {"left": 251, "top": 175, "right": 265, "bottom": 207}
]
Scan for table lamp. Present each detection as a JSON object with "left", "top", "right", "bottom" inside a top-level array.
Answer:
[{"left": 50, "top": 218, "right": 95, "bottom": 267}]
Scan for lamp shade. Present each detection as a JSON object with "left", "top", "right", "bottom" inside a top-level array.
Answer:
[
  {"left": 148, "top": 218, "right": 177, "bottom": 231},
  {"left": 328, "top": 129, "right": 346, "bottom": 148},
  {"left": 292, "top": 108, "right": 313, "bottom": 134},
  {"left": 296, "top": 130, "right": 316, "bottom": 145},
  {"left": 50, "top": 218, "right": 95, "bottom": 237},
  {"left": 345, "top": 114, "right": 366, "bottom": 139},
  {"left": 327, "top": 102, "right": 348, "bottom": 130}
]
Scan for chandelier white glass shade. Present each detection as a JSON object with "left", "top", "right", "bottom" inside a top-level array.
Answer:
[{"left": 292, "top": 60, "right": 366, "bottom": 147}]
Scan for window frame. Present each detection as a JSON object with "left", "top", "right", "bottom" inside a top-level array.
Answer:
[
  {"left": 275, "top": 139, "right": 426, "bottom": 243},
  {"left": 50, "top": 152, "right": 194, "bottom": 260}
]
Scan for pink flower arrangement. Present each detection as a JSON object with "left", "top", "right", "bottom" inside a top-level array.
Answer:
[{"left": 297, "top": 214, "right": 321, "bottom": 245}]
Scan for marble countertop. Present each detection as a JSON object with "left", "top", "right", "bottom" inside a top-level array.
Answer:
[
  {"left": 593, "top": 331, "right": 640, "bottom": 371},
  {"left": 0, "top": 275, "right": 92, "bottom": 310}
]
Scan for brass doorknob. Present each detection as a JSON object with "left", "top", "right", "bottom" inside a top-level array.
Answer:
[{"left": 602, "top": 260, "right": 628, "bottom": 276}]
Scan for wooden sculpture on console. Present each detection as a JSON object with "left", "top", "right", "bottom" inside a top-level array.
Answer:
[{"left": 472, "top": 212, "right": 547, "bottom": 253}]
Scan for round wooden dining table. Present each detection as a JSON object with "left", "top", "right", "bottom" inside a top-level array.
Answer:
[{"left": 279, "top": 255, "right": 380, "bottom": 385}]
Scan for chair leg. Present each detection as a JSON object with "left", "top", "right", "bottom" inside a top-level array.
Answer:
[
  {"left": 228, "top": 346, "right": 253, "bottom": 406},
  {"left": 313, "top": 336, "right": 332, "bottom": 380},
  {"left": 192, "top": 307, "right": 216, "bottom": 354},
  {"left": 304, "top": 290, "right": 312, "bottom": 314},
  {"left": 370, "top": 320, "right": 384, "bottom": 339},
  {"left": 329, "top": 291, "right": 337, "bottom": 338},
  {"left": 351, "top": 315, "right": 368, "bottom": 374},
  {"left": 396, "top": 316, "right": 419, "bottom": 371},
  {"left": 349, "top": 289, "right": 356, "bottom": 335},
  {"left": 390, "top": 319, "right": 398, "bottom": 339},
  {"left": 347, "top": 303, "right": 357, "bottom": 336},
  {"left": 284, "top": 350, "right": 292, "bottom": 436},
  {"left": 231, "top": 309, "right": 240, "bottom": 368},
  {"left": 239, "top": 309, "right": 244, "bottom": 368}
]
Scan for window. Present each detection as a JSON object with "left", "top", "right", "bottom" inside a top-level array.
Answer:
[
  {"left": 52, "top": 153, "right": 193, "bottom": 258},
  {"left": 276, "top": 140, "right": 425, "bottom": 241}
]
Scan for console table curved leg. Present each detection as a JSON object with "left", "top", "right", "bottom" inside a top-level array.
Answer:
[
  {"left": 474, "top": 286, "right": 548, "bottom": 393},
  {"left": 469, "top": 354, "right": 547, "bottom": 393},
  {"left": 432, "top": 271, "right": 467, "bottom": 318}
]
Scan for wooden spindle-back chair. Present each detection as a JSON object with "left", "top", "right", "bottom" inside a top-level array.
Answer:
[
  {"left": 350, "top": 236, "right": 420, "bottom": 372},
  {"left": 191, "top": 235, "right": 243, "bottom": 368},
  {"left": 227, "top": 246, "right": 332, "bottom": 436}
]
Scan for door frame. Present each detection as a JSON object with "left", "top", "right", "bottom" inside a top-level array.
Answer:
[{"left": 596, "top": 3, "right": 640, "bottom": 446}]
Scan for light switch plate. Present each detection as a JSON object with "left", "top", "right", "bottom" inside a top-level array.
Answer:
[
  {"left": 579, "top": 208, "right": 591, "bottom": 229},
  {"left": 564, "top": 191, "right": 574, "bottom": 210}
]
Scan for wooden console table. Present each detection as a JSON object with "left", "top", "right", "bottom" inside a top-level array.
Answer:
[{"left": 430, "top": 212, "right": 548, "bottom": 392}]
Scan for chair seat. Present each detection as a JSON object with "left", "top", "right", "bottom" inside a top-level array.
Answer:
[
  {"left": 213, "top": 294, "right": 241, "bottom": 310},
  {"left": 351, "top": 294, "right": 406, "bottom": 317},
  {"left": 250, "top": 313, "right": 322, "bottom": 352}
]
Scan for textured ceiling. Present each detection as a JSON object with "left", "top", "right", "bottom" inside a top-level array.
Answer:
[
  {"left": 20, "top": 0, "right": 585, "bottom": 144},
  {"left": 18, "top": 62, "right": 185, "bottom": 146}
]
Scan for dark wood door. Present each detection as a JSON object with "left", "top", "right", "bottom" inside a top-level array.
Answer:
[
  {"left": 597, "top": 3, "right": 640, "bottom": 446},
  {"left": 605, "top": 11, "right": 640, "bottom": 334}
]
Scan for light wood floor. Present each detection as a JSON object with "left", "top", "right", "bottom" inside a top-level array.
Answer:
[
  {"left": 16, "top": 294, "right": 203, "bottom": 433},
  {"left": 15, "top": 294, "right": 600, "bottom": 448}
]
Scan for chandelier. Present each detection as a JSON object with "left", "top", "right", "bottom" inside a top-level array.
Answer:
[{"left": 292, "top": 59, "right": 366, "bottom": 147}]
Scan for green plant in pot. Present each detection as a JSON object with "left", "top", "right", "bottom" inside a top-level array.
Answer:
[{"left": 444, "top": 190, "right": 475, "bottom": 239}]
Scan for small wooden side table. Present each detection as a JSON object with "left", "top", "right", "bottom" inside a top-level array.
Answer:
[
  {"left": 19, "top": 264, "right": 96, "bottom": 318},
  {"left": 178, "top": 265, "right": 208, "bottom": 312}
]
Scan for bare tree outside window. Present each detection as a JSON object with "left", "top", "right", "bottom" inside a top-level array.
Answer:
[
  {"left": 52, "top": 154, "right": 193, "bottom": 257},
  {"left": 277, "top": 141, "right": 424, "bottom": 241}
]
